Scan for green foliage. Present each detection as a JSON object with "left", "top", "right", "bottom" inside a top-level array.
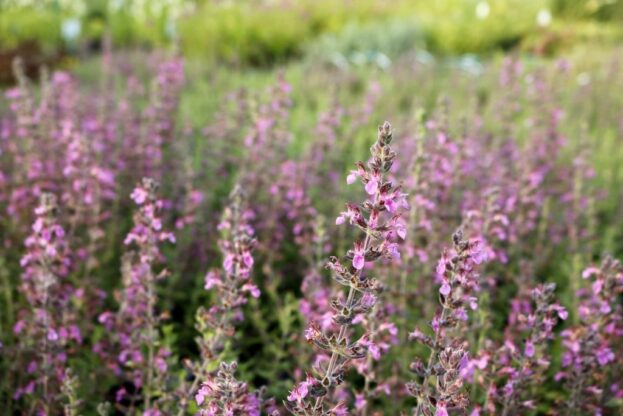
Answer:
[
  {"left": 411, "top": 0, "right": 544, "bottom": 54},
  {"left": 304, "top": 18, "right": 425, "bottom": 69},
  {"left": 552, "top": 0, "right": 623, "bottom": 20},
  {"left": 0, "top": 6, "right": 63, "bottom": 51},
  {"left": 2, "top": 0, "right": 623, "bottom": 66},
  {"left": 176, "top": 0, "right": 412, "bottom": 65}
]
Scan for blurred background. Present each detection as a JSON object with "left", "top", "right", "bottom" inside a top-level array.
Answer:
[{"left": 1, "top": 0, "right": 623, "bottom": 81}]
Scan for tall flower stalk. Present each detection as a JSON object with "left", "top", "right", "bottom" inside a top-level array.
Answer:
[
  {"left": 557, "top": 257, "right": 623, "bottom": 415},
  {"left": 13, "top": 193, "right": 81, "bottom": 414},
  {"left": 407, "top": 229, "right": 485, "bottom": 416},
  {"left": 287, "top": 122, "right": 407, "bottom": 415},
  {"left": 487, "top": 283, "right": 567, "bottom": 416},
  {"left": 98, "top": 178, "right": 175, "bottom": 414},
  {"left": 195, "top": 361, "right": 261, "bottom": 416},
  {"left": 178, "top": 184, "right": 260, "bottom": 414}
]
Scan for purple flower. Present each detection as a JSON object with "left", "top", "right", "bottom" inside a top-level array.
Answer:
[
  {"left": 130, "top": 187, "right": 148, "bottom": 204},
  {"left": 552, "top": 305, "right": 568, "bottom": 320},
  {"left": 353, "top": 242, "right": 365, "bottom": 270},
  {"left": 287, "top": 381, "right": 308, "bottom": 402},
  {"left": 365, "top": 177, "right": 379, "bottom": 195},
  {"left": 346, "top": 171, "right": 358, "bottom": 184},
  {"left": 242, "top": 283, "right": 261, "bottom": 298},
  {"left": 595, "top": 347, "right": 614, "bottom": 366},
  {"left": 435, "top": 402, "right": 449, "bottom": 416}
]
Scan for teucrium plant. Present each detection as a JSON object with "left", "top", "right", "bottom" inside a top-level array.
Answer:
[{"left": 286, "top": 121, "right": 408, "bottom": 415}]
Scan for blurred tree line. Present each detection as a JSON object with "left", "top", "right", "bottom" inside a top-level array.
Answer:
[{"left": 0, "top": 0, "right": 622, "bottom": 80}]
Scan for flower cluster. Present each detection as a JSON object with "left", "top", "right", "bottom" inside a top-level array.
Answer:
[
  {"left": 287, "top": 122, "right": 407, "bottom": 415},
  {"left": 2, "top": 43, "right": 623, "bottom": 416},
  {"left": 484, "top": 283, "right": 567, "bottom": 415},
  {"left": 178, "top": 185, "right": 260, "bottom": 413},
  {"left": 556, "top": 258, "right": 623, "bottom": 415},
  {"left": 195, "top": 362, "right": 262, "bottom": 416},
  {"left": 197, "top": 185, "right": 259, "bottom": 358},
  {"left": 407, "top": 229, "right": 485, "bottom": 416},
  {"left": 97, "top": 178, "right": 174, "bottom": 413},
  {"left": 13, "top": 193, "right": 81, "bottom": 413}
]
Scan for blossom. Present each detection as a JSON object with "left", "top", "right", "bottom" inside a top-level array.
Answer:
[
  {"left": 130, "top": 187, "right": 148, "bottom": 204},
  {"left": 287, "top": 381, "right": 308, "bottom": 402},
  {"left": 195, "top": 362, "right": 260, "bottom": 415},
  {"left": 353, "top": 242, "right": 365, "bottom": 270},
  {"left": 289, "top": 122, "right": 407, "bottom": 415},
  {"left": 204, "top": 270, "right": 222, "bottom": 290},
  {"left": 435, "top": 402, "right": 449, "bottom": 416},
  {"left": 365, "top": 177, "right": 379, "bottom": 195},
  {"left": 346, "top": 171, "right": 358, "bottom": 184},
  {"left": 595, "top": 347, "right": 614, "bottom": 366}
]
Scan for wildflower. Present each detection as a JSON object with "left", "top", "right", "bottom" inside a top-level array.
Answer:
[
  {"left": 558, "top": 257, "right": 623, "bottom": 414},
  {"left": 485, "top": 283, "right": 567, "bottom": 415},
  {"left": 288, "top": 381, "right": 309, "bottom": 402},
  {"left": 287, "top": 122, "right": 407, "bottom": 415},
  {"left": 13, "top": 193, "right": 80, "bottom": 413},
  {"left": 353, "top": 241, "right": 366, "bottom": 270},
  {"left": 195, "top": 362, "right": 261, "bottom": 416},
  {"left": 179, "top": 185, "right": 260, "bottom": 414},
  {"left": 408, "top": 230, "right": 485, "bottom": 415},
  {"left": 435, "top": 402, "right": 449, "bottom": 416},
  {"left": 97, "top": 178, "right": 174, "bottom": 414}
]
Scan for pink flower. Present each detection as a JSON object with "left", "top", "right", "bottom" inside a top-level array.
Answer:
[
  {"left": 287, "top": 381, "right": 308, "bottom": 402},
  {"left": 196, "top": 384, "right": 211, "bottom": 405},
  {"left": 330, "top": 402, "right": 349, "bottom": 416},
  {"left": 368, "top": 341, "right": 381, "bottom": 360},
  {"left": 130, "top": 187, "right": 148, "bottom": 204},
  {"left": 582, "top": 267, "right": 600, "bottom": 279},
  {"left": 346, "top": 171, "right": 358, "bottom": 184},
  {"left": 354, "top": 393, "right": 366, "bottom": 410},
  {"left": 436, "top": 252, "right": 449, "bottom": 275},
  {"left": 47, "top": 328, "right": 59, "bottom": 341},
  {"left": 525, "top": 340, "right": 535, "bottom": 358},
  {"left": 353, "top": 244, "right": 365, "bottom": 270},
  {"left": 596, "top": 347, "right": 615, "bottom": 366},
  {"left": 435, "top": 402, "right": 449, "bottom": 416},
  {"left": 242, "top": 252, "right": 254, "bottom": 269},
  {"left": 360, "top": 292, "right": 377, "bottom": 309},
  {"left": 396, "top": 224, "right": 407, "bottom": 240},
  {"left": 304, "top": 324, "right": 321, "bottom": 341},
  {"left": 552, "top": 305, "right": 568, "bottom": 320},
  {"left": 365, "top": 177, "right": 378, "bottom": 195},
  {"left": 242, "top": 283, "right": 261, "bottom": 298}
]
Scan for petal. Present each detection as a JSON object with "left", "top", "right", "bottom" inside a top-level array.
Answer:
[{"left": 353, "top": 254, "right": 365, "bottom": 270}]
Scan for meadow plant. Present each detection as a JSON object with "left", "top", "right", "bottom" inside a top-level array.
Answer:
[
  {"left": 140, "top": 58, "right": 185, "bottom": 180},
  {"left": 178, "top": 184, "right": 260, "bottom": 413},
  {"left": 1, "top": 47, "right": 623, "bottom": 416},
  {"left": 407, "top": 229, "right": 484, "bottom": 416},
  {"left": 483, "top": 283, "right": 567, "bottom": 415},
  {"left": 557, "top": 257, "right": 623, "bottom": 415},
  {"left": 286, "top": 121, "right": 407, "bottom": 415},
  {"left": 194, "top": 361, "right": 262, "bottom": 416},
  {"left": 12, "top": 193, "right": 80, "bottom": 414},
  {"left": 97, "top": 178, "right": 175, "bottom": 414}
]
